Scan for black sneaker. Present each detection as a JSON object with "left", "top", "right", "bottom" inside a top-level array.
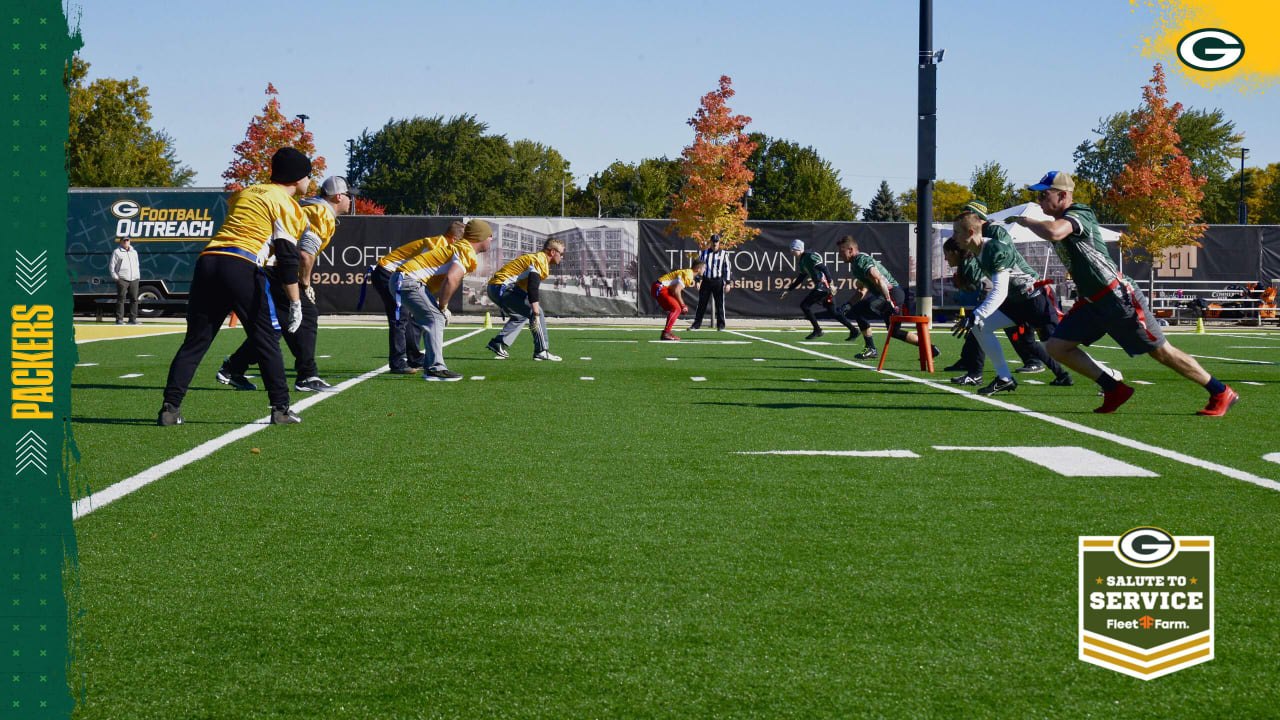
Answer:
[
  {"left": 805, "top": 329, "right": 824, "bottom": 340},
  {"left": 854, "top": 347, "right": 879, "bottom": 360},
  {"left": 1014, "top": 363, "right": 1046, "bottom": 374},
  {"left": 1049, "top": 374, "right": 1074, "bottom": 387},
  {"left": 486, "top": 339, "right": 509, "bottom": 359},
  {"left": 977, "top": 377, "right": 1018, "bottom": 395},
  {"left": 942, "top": 361, "right": 966, "bottom": 372},
  {"left": 931, "top": 345, "right": 941, "bottom": 358},
  {"left": 424, "top": 368, "right": 463, "bottom": 382},
  {"left": 390, "top": 366, "right": 421, "bottom": 375},
  {"left": 845, "top": 331, "right": 861, "bottom": 342},
  {"left": 157, "top": 403, "right": 184, "bottom": 426},
  {"left": 216, "top": 358, "right": 256, "bottom": 391},
  {"left": 951, "top": 374, "right": 982, "bottom": 386},
  {"left": 270, "top": 406, "right": 301, "bottom": 424},
  {"left": 294, "top": 376, "right": 334, "bottom": 392}
]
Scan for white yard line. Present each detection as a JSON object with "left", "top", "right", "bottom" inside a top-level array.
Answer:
[
  {"left": 72, "top": 328, "right": 485, "bottom": 520},
  {"left": 736, "top": 450, "right": 920, "bottom": 458},
  {"left": 729, "top": 330, "right": 1279, "bottom": 493},
  {"left": 1090, "top": 343, "right": 1277, "bottom": 366}
]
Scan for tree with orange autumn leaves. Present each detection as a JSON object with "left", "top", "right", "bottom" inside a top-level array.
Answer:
[
  {"left": 223, "top": 83, "right": 326, "bottom": 192},
  {"left": 1108, "top": 64, "right": 1206, "bottom": 262},
  {"left": 669, "top": 76, "right": 758, "bottom": 249}
]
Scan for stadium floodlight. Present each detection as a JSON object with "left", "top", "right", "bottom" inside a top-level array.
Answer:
[{"left": 933, "top": 48, "right": 945, "bottom": 63}]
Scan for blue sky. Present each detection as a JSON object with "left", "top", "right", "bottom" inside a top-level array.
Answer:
[{"left": 77, "top": 0, "right": 1277, "bottom": 207}]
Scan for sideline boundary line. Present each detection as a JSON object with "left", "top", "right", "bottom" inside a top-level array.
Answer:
[
  {"left": 72, "top": 329, "right": 485, "bottom": 520},
  {"left": 728, "top": 330, "right": 1278, "bottom": 493}
]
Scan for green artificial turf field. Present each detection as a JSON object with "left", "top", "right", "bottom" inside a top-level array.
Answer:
[{"left": 66, "top": 323, "right": 1280, "bottom": 718}]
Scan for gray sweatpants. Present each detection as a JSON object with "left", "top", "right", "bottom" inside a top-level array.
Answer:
[
  {"left": 488, "top": 285, "right": 547, "bottom": 354},
  {"left": 400, "top": 281, "right": 448, "bottom": 372}
]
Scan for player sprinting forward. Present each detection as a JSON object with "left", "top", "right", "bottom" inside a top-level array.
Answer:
[
  {"left": 782, "top": 240, "right": 859, "bottom": 341},
  {"left": 398, "top": 220, "right": 493, "bottom": 381},
  {"left": 1011, "top": 171, "right": 1238, "bottom": 415},
  {"left": 486, "top": 238, "right": 565, "bottom": 360},
  {"left": 942, "top": 235, "right": 1041, "bottom": 386},
  {"left": 951, "top": 211, "right": 1072, "bottom": 396},
  {"left": 834, "top": 236, "right": 938, "bottom": 361},
  {"left": 652, "top": 261, "right": 706, "bottom": 341}
]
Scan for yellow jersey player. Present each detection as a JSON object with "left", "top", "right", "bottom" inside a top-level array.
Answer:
[
  {"left": 366, "top": 221, "right": 463, "bottom": 373},
  {"left": 651, "top": 261, "right": 705, "bottom": 341},
  {"left": 159, "top": 148, "right": 311, "bottom": 426},
  {"left": 219, "top": 176, "right": 354, "bottom": 393},
  {"left": 397, "top": 220, "right": 493, "bottom": 380},
  {"left": 485, "top": 238, "right": 565, "bottom": 360}
]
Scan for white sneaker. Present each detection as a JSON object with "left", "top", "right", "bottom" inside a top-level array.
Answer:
[{"left": 533, "top": 351, "right": 562, "bottom": 362}]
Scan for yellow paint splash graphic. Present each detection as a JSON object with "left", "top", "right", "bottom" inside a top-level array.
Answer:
[{"left": 1132, "top": 0, "right": 1280, "bottom": 95}]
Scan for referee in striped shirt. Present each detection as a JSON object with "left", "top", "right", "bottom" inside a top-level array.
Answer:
[{"left": 690, "top": 234, "right": 732, "bottom": 330}]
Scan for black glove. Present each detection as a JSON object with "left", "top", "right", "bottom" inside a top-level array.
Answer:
[{"left": 951, "top": 314, "right": 975, "bottom": 338}]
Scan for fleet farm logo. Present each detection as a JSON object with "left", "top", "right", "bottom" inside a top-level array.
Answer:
[
  {"left": 1079, "top": 528, "right": 1213, "bottom": 679},
  {"left": 111, "top": 199, "right": 216, "bottom": 242}
]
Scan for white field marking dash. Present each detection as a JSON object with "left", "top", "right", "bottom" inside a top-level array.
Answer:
[
  {"left": 585, "top": 340, "right": 637, "bottom": 343},
  {"left": 934, "top": 446, "right": 1158, "bottom": 478},
  {"left": 1241, "top": 381, "right": 1265, "bottom": 386},
  {"left": 690, "top": 376, "right": 706, "bottom": 382},
  {"left": 76, "top": 362, "right": 98, "bottom": 367},
  {"left": 118, "top": 373, "right": 143, "bottom": 379},
  {"left": 735, "top": 450, "right": 920, "bottom": 458},
  {"left": 1131, "top": 380, "right": 1154, "bottom": 385},
  {"left": 666, "top": 357, "right": 679, "bottom": 361},
  {"left": 1024, "top": 379, "right": 1045, "bottom": 385},
  {"left": 318, "top": 354, "right": 331, "bottom": 358},
  {"left": 580, "top": 376, "right": 594, "bottom": 381},
  {"left": 649, "top": 340, "right": 751, "bottom": 345},
  {"left": 73, "top": 328, "right": 485, "bottom": 520},
  {"left": 801, "top": 378, "right": 819, "bottom": 383},
  {"left": 1228, "top": 346, "right": 1280, "bottom": 349},
  {"left": 728, "top": 330, "right": 1279, "bottom": 493},
  {"left": 753, "top": 358, "right": 766, "bottom": 362},
  {"left": 135, "top": 354, "right": 153, "bottom": 357},
  {"left": 470, "top": 376, "right": 485, "bottom": 380},
  {"left": 799, "top": 341, "right": 836, "bottom": 346},
  {"left": 579, "top": 357, "right": 591, "bottom": 360}
]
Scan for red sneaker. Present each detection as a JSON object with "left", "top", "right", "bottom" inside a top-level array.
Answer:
[
  {"left": 661, "top": 333, "right": 680, "bottom": 341},
  {"left": 1094, "top": 382, "right": 1135, "bottom": 414},
  {"left": 1197, "top": 386, "right": 1239, "bottom": 416}
]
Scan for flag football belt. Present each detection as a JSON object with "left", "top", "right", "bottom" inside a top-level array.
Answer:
[
  {"left": 201, "top": 246, "right": 262, "bottom": 266},
  {"left": 1070, "top": 278, "right": 1122, "bottom": 312},
  {"left": 356, "top": 264, "right": 378, "bottom": 310},
  {"left": 651, "top": 281, "right": 664, "bottom": 300}
]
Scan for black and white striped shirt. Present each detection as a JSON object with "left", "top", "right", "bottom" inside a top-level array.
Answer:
[{"left": 698, "top": 248, "right": 732, "bottom": 281}]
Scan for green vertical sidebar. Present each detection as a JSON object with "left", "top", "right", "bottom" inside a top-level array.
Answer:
[{"left": 1, "top": 2, "right": 82, "bottom": 718}]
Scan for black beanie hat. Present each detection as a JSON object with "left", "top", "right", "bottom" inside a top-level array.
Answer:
[{"left": 270, "top": 148, "right": 312, "bottom": 184}]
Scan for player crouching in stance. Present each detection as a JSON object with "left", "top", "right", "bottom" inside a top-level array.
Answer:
[
  {"left": 781, "top": 239, "right": 857, "bottom": 341},
  {"left": 1012, "top": 171, "right": 1238, "bottom": 415},
  {"left": 398, "top": 220, "right": 492, "bottom": 381},
  {"left": 652, "top": 261, "right": 706, "bottom": 341},
  {"left": 950, "top": 210, "right": 1071, "bottom": 396},
  {"left": 834, "top": 236, "right": 938, "bottom": 361},
  {"left": 486, "top": 238, "right": 565, "bottom": 361}
]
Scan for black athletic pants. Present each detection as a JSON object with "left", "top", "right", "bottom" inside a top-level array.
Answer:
[
  {"left": 162, "top": 253, "right": 290, "bottom": 408},
  {"left": 692, "top": 277, "right": 727, "bottom": 329},
  {"left": 958, "top": 324, "right": 1039, "bottom": 374},
  {"left": 226, "top": 278, "right": 319, "bottom": 380},
  {"left": 999, "top": 294, "right": 1070, "bottom": 378},
  {"left": 371, "top": 266, "right": 424, "bottom": 370},
  {"left": 801, "top": 287, "right": 858, "bottom": 332}
]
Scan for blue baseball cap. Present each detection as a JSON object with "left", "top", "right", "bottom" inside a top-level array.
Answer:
[{"left": 1030, "top": 171, "right": 1075, "bottom": 192}]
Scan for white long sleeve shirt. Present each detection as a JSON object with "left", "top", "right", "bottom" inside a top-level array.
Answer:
[{"left": 110, "top": 245, "right": 140, "bottom": 282}]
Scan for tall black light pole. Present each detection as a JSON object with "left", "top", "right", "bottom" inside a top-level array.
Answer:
[
  {"left": 295, "top": 113, "right": 309, "bottom": 126},
  {"left": 917, "top": 0, "right": 943, "bottom": 317},
  {"left": 1238, "top": 147, "right": 1249, "bottom": 224}
]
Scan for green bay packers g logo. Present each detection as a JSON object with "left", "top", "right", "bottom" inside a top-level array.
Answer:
[{"left": 1176, "top": 29, "right": 1244, "bottom": 72}]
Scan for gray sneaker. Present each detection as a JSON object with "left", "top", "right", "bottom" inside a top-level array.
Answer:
[
  {"left": 533, "top": 351, "right": 562, "bottom": 362},
  {"left": 157, "top": 403, "right": 184, "bottom": 426},
  {"left": 424, "top": 368, "right": 463, "bottom": 381},
  {"left": 216, "top": 357, "right": 257, "bottom": 391},
  {"left": 270, "top": 406, "right": 302, "bottom": 424},
  {"left": 1014, "top": 363, "right": 1046, "bottom": 374},
  {"left": 486, "top": 339, "right": 509, "bottom": 359},
  {"left": 294, "top": 376, "right": 335, "bottom": 392}
]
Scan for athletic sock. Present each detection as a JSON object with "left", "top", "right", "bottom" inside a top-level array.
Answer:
[
  {"left": 864, "top": 337, "right": 875, "bottom": 349},
  {"left": 1204, "top": 376, "right": 1226, "bottom": 395},
  {"left": 1097, "top": 372, "right": 1118, "bottom": 392}
]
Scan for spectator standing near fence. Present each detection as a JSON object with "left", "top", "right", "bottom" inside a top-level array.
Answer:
[
  {"left": 1013, "top": 171, "right": 1238, "bottom": 415},
  {"left": 110, "top": 237, "right": 141, "bottom": 325},
  {"left": 690, "top": 234, "right": 732, "bottom": 331}
]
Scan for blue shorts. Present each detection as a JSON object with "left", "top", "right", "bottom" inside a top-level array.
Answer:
[{"left": 1052, "top": 282, "right": 1167, "bottom": 357}]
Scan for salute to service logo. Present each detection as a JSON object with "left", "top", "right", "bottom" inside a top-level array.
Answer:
[{"left": 1079, "top": 528, "right": 1213, "bottom": 679}]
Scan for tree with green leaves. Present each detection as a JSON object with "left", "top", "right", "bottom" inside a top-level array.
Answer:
[
  {"left": 898, "top": 180, "right": 973, "bottom": 221},
  {"left": 968, "top": 161, "right": 1015, "bottom": 211},
  {"left": 567, "top": 157, "right": 682, "bottom": 218},
  {"left": 744, "top": 133, "right": 858, "bottom": 221},
  {"left": 1073, "top": 106, "right": 1240, "bottom": 222},
  {"left": 64, "top": 55, "right": 193, "bottom": 187},
  {"left": 862, "top": 181, "right": 906, "bottom": 221}
]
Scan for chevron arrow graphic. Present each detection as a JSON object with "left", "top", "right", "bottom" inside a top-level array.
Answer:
[
  {"left": 15, "top": 430, "right": 48, "bottom": 475},
  {"left": 15, "top": 249, "right": 49, "bottom": 296}
]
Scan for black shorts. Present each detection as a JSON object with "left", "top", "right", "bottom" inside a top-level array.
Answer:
[
  {"left": 1052, "top": 282, "right": 1167, "bottom": 357},
  {"left": 843, "top": 286, "right": 906, "bottom": 328},
  {"left": 1000, "top": 292, "right": 1061, "bottom": 339}
]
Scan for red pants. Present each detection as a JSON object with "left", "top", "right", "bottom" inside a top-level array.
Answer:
[{"left": 654, "top": 283, "right": 683, "bottom": 333}]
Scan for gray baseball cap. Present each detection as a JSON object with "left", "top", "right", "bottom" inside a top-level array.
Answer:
[{"left": 320, "top": 176, "right": 359, "bottom": 197}]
